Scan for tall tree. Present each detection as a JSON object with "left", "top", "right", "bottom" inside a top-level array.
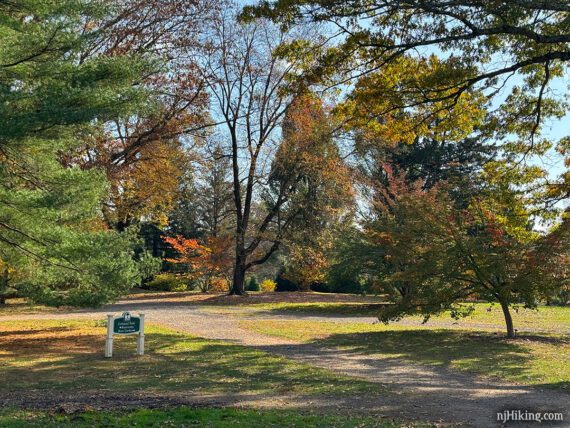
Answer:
[
  {"left": 73, "top": 0, "right": 213, "bottom": 231},
  {"left": 0, "top": 0, "right": 158, "bottom": 306},
  {"left": 201, "top": 7, "right": 354, "bottom": 294},
  {"left": 200, "top": 8, "right": 301, "bottom": 294},
  {"left": 273, "top": 94, "right": 353, "bottom": 290}
]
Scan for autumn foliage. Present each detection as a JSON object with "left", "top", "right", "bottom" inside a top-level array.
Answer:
[{"left": 164, "top": 235, "right": 233, "bottom": 291}]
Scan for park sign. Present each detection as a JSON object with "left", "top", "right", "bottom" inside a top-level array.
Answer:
[
  {"left": 113, "top": 312, "right": 141, "bottom": 334},
  {"left": 105, "top": 311, "right": 145, "bottom": 358}
]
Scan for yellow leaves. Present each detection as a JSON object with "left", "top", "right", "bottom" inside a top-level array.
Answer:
[
  {"left": 285, "top": 234, "right": 333, "bottom": 291},
  {"left": 124, "top": 139, "right": 186, "bottom": 222},
  {"left": 336, "top": 55, "right": 485, "bottom": 147},
  {"left": 260, "top": 279, "right": 277, "bottom": 292}
]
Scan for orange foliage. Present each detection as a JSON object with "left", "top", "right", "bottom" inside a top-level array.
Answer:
[{"left": 164, "top": 235, "right": 233, "bottom": 290}]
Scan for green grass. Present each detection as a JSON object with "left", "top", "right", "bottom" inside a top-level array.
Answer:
[
  {"left": 250, "top": 301, "right": 570, "bottom": 333},
  {"left": 0, "top": 408, "right": 405, "bottom": 428},
  {"left": 0, "top": 320, "right": 382, "bottom": 398},
  {"left": 240, "top": 319, "right": 570, "bottom": 391},
  {"left": 247, "top": 302, "right": 387, "bottom": 316}
]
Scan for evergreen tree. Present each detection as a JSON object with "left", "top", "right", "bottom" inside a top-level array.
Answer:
[{"left": 0, "top": 0, "right": 158, "bottom": 306}]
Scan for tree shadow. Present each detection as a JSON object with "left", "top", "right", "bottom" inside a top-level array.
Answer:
[
  {"left": 257, "top": 303, "right": 387, "bottom": 318},
  {"left": 310, "top": 329, "right": 569, "bottom": 391},
  {"left": 0, "top": 326, "right": 71, "bottom": 338},
  {"left": 2, "top": 324, "right": 568, "bottom": 425},
  {"left": 0, "top": 327, "right": 379, "bottom": 410}
]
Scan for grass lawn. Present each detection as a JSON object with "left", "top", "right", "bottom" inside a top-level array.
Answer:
[
  {"left": 0, "top": 320, "right": 381, "bottom": 398},
  {"left": 247, "top": 300, "right": 570, "bottom": 332},
  {"left": 0, "top": 408, "right": 405, "bottom": 428},
  {"left": 240, "top": 319, "right": 570, "bottom": 391}
]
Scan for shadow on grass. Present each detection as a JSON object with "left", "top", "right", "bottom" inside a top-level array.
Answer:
[
  {"left": 312, "top": 329, "right": 570, "bottom": 391},
  {"left": 258, "top": 303, "right": 387, "bottom": 318},
  {"left": 2, "top": 324, "right": 568, "bottom": 425},
  {"left": 0, "top": 326, "right": 71, "bottom": 337},
  {"left": 0, "top": 326, "right": 379, "bottom": 408}
]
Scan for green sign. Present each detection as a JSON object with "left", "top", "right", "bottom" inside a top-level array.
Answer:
[{"left": 113, "top": 312, "right": 140, "bottom": 334}]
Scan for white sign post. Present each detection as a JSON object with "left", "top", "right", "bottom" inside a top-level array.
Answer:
[
  {"left": 105, "top": 312, "right": 145, "bottom": 358},
  {"left": 136, "top": 313, "right": 145, "bottom": 356}
]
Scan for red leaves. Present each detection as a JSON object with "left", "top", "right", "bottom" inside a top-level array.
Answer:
[{"left": 163, "top": 235, "right": 233, "bottom": 280}]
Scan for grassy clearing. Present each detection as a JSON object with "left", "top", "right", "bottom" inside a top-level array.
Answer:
[
  {"left": 250, "top": 301, "right": 570, "bottom": 332},
  {"left": 240, "top": 319, "right": 570, "bottom": 391},
  {"left": 0, "top": 408, "right": 407, "bottom": 428},
  {"left": 247, "top": 302, "right": 386, "bottom": 316},
  {"left": 0, "top": 320, "right": 382, "bottom": 399}
]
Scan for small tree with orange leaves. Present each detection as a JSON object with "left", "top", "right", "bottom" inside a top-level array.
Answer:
[{"left": 164, "top": 235, "right": 233, "bottom": 292}]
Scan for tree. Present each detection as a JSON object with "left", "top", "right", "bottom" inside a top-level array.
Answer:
[
  {"left": 102, "top": 139, "right": 191, "bottom": 230},
  {"left": 0, "top": 0, "right": 159, "bottom": 306},
  {"left": 245, "top": 1, "right": 569, "bottom": 135},
  {"left": 246, "top": 0, "right": 569, "bottom": 206},
  {"left": 274, "top": 94, "right": 354, "bottom": 290},
  {"left": 164, "top": 235, "right": 233, "bottom": 291},
  {"left": 72, "top": 0, "right": 213, "bottom": 231},
  {"left": 355, "top": 167, "right": 562, "bottom": 338},
  {"left": 200, "top": 7, "right": 345, "bottom": 295},
  {"left": 340, "top": 59, "right": 496, "bottom": 208},
  {"left": 282, "top": 236, "right": 331, "bottom": 291},
  {"left": 200, "top": 9, "right": 290, "bottom": 294}
]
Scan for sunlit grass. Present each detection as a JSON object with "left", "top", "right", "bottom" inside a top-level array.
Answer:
[
  {"left": 248, "top": 301, "right": 570, "bottom": 334},
  {"left": 0, "top": 320, "right": 382, "bottom": 397},
  {"left": 0, "top": 407, "right": 416, "bottom": 428},
  {"left": 240, "top": 319, "right": 570, "bottom": 390}
]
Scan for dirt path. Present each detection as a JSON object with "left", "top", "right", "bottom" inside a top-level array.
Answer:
[{"left": 1, "top": 298, "right": 569, "bottom": 427}]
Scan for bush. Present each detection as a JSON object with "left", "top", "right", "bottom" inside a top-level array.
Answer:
[
  {"left": 146, "top": 274, "right": 187, "bottom": 292},
  {"left": 309, "top": 282, "right": 330, "bottom": 293},
  {"left": 550, "top": 286, "right": 569, "bottom": 306},
  {"left": 327, "top": 261, "right": 363, "bottom": 294},
  {"left": 209, "top": 277, "right": 230, "bottom": 292},
  {"left": 260, "top": 279, "right": 277, "bottom": 292},
  {"left": 275, "top": 268, "right": 299, "bottom": 291},
  {"left": 246, "top": 276, "right": 260, "bottom": 292}
]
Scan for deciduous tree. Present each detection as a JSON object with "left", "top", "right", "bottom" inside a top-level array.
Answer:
[
  {"left": 201, "top": 7, "right": 344, "bottom": 294},
  {"left": 356, "top": 167, "right": 563, "bottom": 338}
]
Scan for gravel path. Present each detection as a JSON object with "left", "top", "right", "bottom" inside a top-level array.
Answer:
[{"left": 1, "top": 297, "right": 569, "bottom": 427}]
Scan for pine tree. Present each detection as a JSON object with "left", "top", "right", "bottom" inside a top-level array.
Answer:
[{"left": 0, "top": 0, "right": 158, "bottom": 306}]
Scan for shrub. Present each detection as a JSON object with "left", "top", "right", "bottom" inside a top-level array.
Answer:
[
  {"left": 310, "top": 282, "right": 330, "bottom": 293},
  {"left": 260, "top": 279, "right": 277, "bottom": 292},
  {"left": 551, "top": 286, "right": 569, "bottom": 306},
  {"left": 275, "top": 268, "right": 299, "bottom": 291},
  {"left": 146, "top": 274, "right": 187, "bottom": 292},
  {"left": 210, "top": 277, "right": 230, "bottom": 292},
  {"left": 246, "top": 277, "right": 260, "bottom": 291}
]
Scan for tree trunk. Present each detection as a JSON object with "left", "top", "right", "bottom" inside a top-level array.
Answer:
[
  {"left": 0, "top": 267, "right": 8, "bottom": 305},
  {"left": 230, "top": 257, "right": 246, "bottom": 295},
  {"left": 498, "top": 298, "right": 515, "bottom": 338}
]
